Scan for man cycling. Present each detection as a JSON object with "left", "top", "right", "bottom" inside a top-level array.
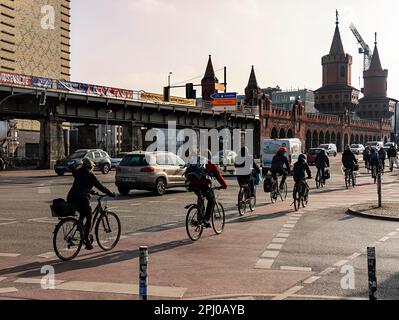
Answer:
[
  {"left": 342, "top": 145, "right": 358, "bottom": 186},
  {"left": 369, "top": 148, "right": 380, "bottom": 178},
  {"left": 315, "top": 149, "right": 330, "bottom": 184},
  {"left": 387, "top": 145, "right": 398, "bottom": 172},
  {"left": 67, "top": 159, "right": 116, "bottom": 250},
  {"left": 378, "top": 147, "right": 387, "bottom": 171},
  {"left": 235, "top": 147, "right": 261, "bottom": 198},
  {"left": 185, "top": 150, "right": 227, "bottom": 228},
  {"left": 271, "top": 147, "right": 291, "bottom": 190},
  {"left": 293, "top": 154, "right": 312, "bottom": 197},
  {"left": 363, "top": 145, "right": 371, "bottom": 170}
]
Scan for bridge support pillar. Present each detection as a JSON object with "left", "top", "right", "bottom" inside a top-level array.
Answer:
[
  {"left": 39, "top": 118, "right": 65, "bottom": 169},
  {"left": 78, "top": 125, "right": 97, "bottom": 150},
  {"left": 121, "top": 123, "right": 143, "bottom": 152}
]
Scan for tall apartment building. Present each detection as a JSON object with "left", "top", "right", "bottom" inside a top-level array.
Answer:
[{"left": 0, "top": 0, "right": 71, "bottom": 159}]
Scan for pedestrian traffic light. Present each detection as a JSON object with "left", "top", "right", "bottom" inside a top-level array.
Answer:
[
  {"left": 163, "top": 86, "right": 170, "bottom": 102},
  {"left": 186, "top": 83, "right": 196, "bottom": 99}
]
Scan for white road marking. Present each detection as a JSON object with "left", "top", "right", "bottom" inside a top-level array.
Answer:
[
  {"left": 272, "top": 286, "right": 303, "bottom": 300},
  {"left": 0, "top": 221, "right": 17, "bottom": 226},
  {"left": 319, "top": 267, "right": 336, "bottom": 276},
  {"left": 347, "top": 253, "right": 362, "bottom": 260},
  {"left": 261, "top": 251, "right": 280, "bottom": 259},
  {"left": 0, "top": 253, "right": 20, "bottom": 258},
  {"left": 27, "top": 217, "right": 57, "bottom": 224},
  {"left": 388, "top": 232, "right": 397, "bottom": 237},
  {"left": 267, "top": 244, "right": 283, "bottom": 250},
  {"left": 279, "top": 229, "right": 292, "bottom": 233},
  {"left": 304, "top": 276, "right": 321, "bottom": 284},
  {"left": 276, "top": 233, "right": 290, "bottom": 238},
  {"left": 149, "top": 201, "right": 161, "bottom": 203},
  {"left": 288, "top": 217, "right": 300, "bottom": 221},
  {"left": 379, "top": 237, "right": 389, "bottom": 242},
  {"left": 38, "top": 187, "right": 51, "bottom": 194},
  {"left": 112, "top": 210, "right": 133, "bottom": 213},
  {"left": 167, "top": 198, "right": 177, "bottom": 201},
  {"left": 54, "top": 281, "right": 187, "bottom": 298},
  {"left": 272, "top": 238, "right": 287, "bottom": 244},
  {"left": 334, "top": 260, "right": 349, "bottom": 267},
  {"left": 255, "top": 259, "right": 274, "bottom": 269},
  {"left": 130, "top": 203, "right": 142, "bottom": 207},
  {"left": 292, "top": 214, "right": 302, "bottom": 217},
  {"left": 37, "top": 252, "right": 56, "bottom": 259},
  {"left": 280, "top": 266, "right": 312, "bottom": 272},
  {"left": 0, "top": 287, "right": 18, "bottom": 294},
  {"left": 283, "top": 224, "right": 296, "bottom": 228},
  {"left": 118, "top": 215, "right": 136, "bottom": 218},
  {"left": 15, "top": 278, "right": 66, "bottom": 285}
]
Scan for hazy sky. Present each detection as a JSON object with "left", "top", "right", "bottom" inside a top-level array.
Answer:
[{"left": 70, "top": 0, "right": 399, "bottom": 99}]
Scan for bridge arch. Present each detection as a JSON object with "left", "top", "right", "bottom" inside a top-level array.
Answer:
[
  {"left": 271, "top": 127, "right": 278, "bottom": 139},
  {"left": 325, "top": 131, "right": 330, "bottom": 144},
  {"left": 331, "top": 132, "right": 336, "bottom": 145},
  {"left": 337, "top": 133, "right": 342, "bottom": 152},
  {"left": 350, "top": 134, "right": 355, "bottom": 145},
  {"left": 355, "top": 135, "right": 359, "bottom": 144},
  {"left": 319, "top": 131, "right": 325, "bottom": 145},
  {"left": 306, "top": 130, "right": 312, "bottom": 151},
  {"left": 279, "top": 128, "right": 286, "bottom": 139},
  {"left": 312, "top": 130, "right": 319, "bottom": 148},
  {"left": 287, "top": 128, "right": 293, "bottom": 139}
]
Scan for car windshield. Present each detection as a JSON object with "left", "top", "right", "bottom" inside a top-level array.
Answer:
[
  {"left": 309, "top": 149, "right": 321, "bottom": 155},
  {"left": 351, "top": 145, "right": 359, "bottom": 148},
  {"left": 368, "top": 142, "right": 378, "bottom": 147},
  {"left": 68, "top": 151, "right": 87, "bottom": 159},
  {"left": 319, "top": 145, "right": 329, "bottom": 150},
  {"left": 119, "top": 154, "right": 149, "bottom": 167}
]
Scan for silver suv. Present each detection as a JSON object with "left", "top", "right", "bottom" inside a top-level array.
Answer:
[{"left": 115, "top": 151, "right": 187, "bottom": 196}]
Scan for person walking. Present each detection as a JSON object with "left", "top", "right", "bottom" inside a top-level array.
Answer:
[{"left": 387, "top": 145, "right": 398, "bottom": 172}]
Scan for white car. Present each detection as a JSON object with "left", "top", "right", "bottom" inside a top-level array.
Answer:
[
  {"left": 212, "top": 150, "right": 237, "bottom": 166},
  {"left": 350, "top": 144, "right": 365, "bottom": 155}
]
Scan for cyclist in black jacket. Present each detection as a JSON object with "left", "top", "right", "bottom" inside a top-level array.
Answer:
[
  {"left": 271, "top": 147, "right": 291, "bottom": 190},
  {"left": 315, "top": 150, "right": 329, "bottom": 184},
  {"left": 342, "top": 145, "right": 358, "bottom": 171},
  {"left": 67, "top": 159, "right": 115, "bottom": 250}
]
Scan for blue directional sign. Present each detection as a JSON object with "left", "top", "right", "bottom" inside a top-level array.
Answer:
[{"left": 211, "top": 92, "right": 237, "bottom": 100}]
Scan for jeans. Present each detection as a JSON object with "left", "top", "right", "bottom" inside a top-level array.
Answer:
[
  {"left": 68, "top": 198, "right": 92, "bottom": 241},
  {"left": 272, "top": 169, "right": 287, "bottom": 189},
  {"left": 195, "top": 187, "right": 215, "bottom": 221},
  {"left": 317, "top": 167, "right": 326, "bottom": 183}
]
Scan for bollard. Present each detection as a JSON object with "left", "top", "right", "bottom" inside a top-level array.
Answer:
[
  {"left": 377, "top": 173, "right": 382, "bottom": 208},
  {"left": 367, "top": 247, "right": 378, "bottom": 300},
  {"left": 139, "top": 246, "right": 148, "bottom": 300}
]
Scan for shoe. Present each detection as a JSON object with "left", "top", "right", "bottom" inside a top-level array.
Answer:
[
  {"left": 202, "top": 221, "right": 211, "bottom": 228},
  {"left": 85, "top": 243, "right": 94, "bottom": 250}
]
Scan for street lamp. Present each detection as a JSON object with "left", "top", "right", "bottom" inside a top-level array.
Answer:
[{"left": 105, "top": 110, "right": 113, "bottom": 153}]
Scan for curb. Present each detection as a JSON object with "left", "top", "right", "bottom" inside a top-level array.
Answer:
[{"left": 346, "top": 208, "right": 399, "bottom": 222}]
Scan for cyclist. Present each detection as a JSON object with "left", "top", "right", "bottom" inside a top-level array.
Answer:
[
  {"left": 185, "top": 150, "right": 227, "bottom": 228},
  {"left": 342, "top": 145, "right": 358, "bottom": 186},
  {"left": 271, "top": 147, "right": 291, "bottom": 190},
  {"left": 369, "top": 148, "right": 380, "bottom": 178},
  {"left": 293, "top": 154, "right": 312, "bottom": 197},
  {"left": 235, "top": 147, "right": 261, "bottom": 198},
  {"left": 363, "top": 145, "right": 371, "bottom": 170},
  {"left": 387, "top": 145, "right": 398, "bottom": 171},
  {"left": 378, "top": 147, "right": 387, "bottom": 171},
  {"left": 67, "top": 159, "right": 116, "bottom": 250},
  {"left": 315, "top": 149, "right": 330, "bottom": 184}
]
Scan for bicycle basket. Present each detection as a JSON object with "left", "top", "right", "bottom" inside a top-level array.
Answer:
[{"left": 50, "top": 199, "right": 76, "bottom": 217}]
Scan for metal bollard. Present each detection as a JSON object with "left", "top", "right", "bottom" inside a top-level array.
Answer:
[
  {"left": 139, "top": 246, "right": 148, "bottom": 300},
  {"left": 377, "top": 173, "right": 382, "bottom": 208},
  {"left": 367, "top": 247, "right": 378, "bottom": 300}
]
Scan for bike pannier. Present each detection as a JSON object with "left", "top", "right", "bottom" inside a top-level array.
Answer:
[
  {"left": 324, "top": 169, "right": 331, "bottom": 180},
  {"left": 263, "top": 176, "right": 272, "bottom": 192},
  {"left": 51, "top": 199, "right": 76, "bottom": 217}
]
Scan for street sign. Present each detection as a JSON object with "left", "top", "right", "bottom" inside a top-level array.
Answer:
[
  {"left": 211, "top": 92, "right": 237, "bottom": 100},
  {"left": 211, "top": 92, "right": 237, "bottom": 111},
  {"left": 212, "top": 99, "right": 237, "bottom": 106},
  {"left": 212, "top": 105, "right": 237, "bottom": 112},
  {"left": 215, "top": 83, "right": 226, "bottom": 91}
]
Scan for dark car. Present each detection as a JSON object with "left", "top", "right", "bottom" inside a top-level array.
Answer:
[
  {"left": 54, "top": 149, "right": 112, "bottom": 176},
  {"left": 306, "top": 148, "right": 323, "bottom": 166}
]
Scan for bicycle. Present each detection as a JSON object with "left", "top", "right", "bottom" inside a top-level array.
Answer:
[
  {"left": 237, "top": 182, "right": 256, "bottom": 216},
  {"left": 292, "top": 178, "right": 310, "bottom": 212},
  {"left": 371, "top": 161, "right": 383, "bottom": 184},
  {"left": 315, "top": 168, "right": 326, "bottom": 189},
  {"left": 185, "top": 186, "right": 225, "bottom": 241},
  {"left": 344, "top": 168, "right": 356, "bottom": 189},
  {"left": 51, "top": 192, "right": 121, "bottom": 261},
  {"left": 270, "top": 174, "right": 288, "bottom": 203}
]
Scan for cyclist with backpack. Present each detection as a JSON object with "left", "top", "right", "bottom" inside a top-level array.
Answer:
[
  {"left": 315, "top": 149, "right": 330, "bottom": 184},
  {"left": 235, "top": 147, "right": 260, "bottom": 198},
  {"left": 369, "top": 148, "right": 380, "bottom": 179},
  {"left": 271, "top": 147, "right": 291, "bottom": 190},
  {"left": 378, "top": 147, "right": 387, "bottom": 171},
  {"left": 342, "top": 145, "right": 358, "bottom": 187},
  {"left": 185, "top": 150, "right": 227, "bottom": 228},
  {"left": 293, "top": 154, "right": 312, "bottom": 197}
]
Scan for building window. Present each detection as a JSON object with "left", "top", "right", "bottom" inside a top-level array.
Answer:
[{"left": 340, "top": 66, "right": 345, "bottom": 78}]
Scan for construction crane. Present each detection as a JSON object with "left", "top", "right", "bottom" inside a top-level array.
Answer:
[{"left": 350, "top": 23, "right": 373, "bottom": 71}]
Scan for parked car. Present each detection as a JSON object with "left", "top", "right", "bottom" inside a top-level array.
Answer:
[
  {"left": 318, "top": 144, "right": 337, "bottom": 157},
  {"left": 54, "top": 149, "right": 112, "bottom": 176},
  {"left": 306, "top": 148, "right": 323, "bottom": 166},
  {"left": 111, "top": 152, "right": 129, "bottom": 168},
  {"left": 115, "top": 151, "right": 187, "bottom": 196},
  {"left": 366, "top": 141, "right": 384, "bottom": 151},
  {"left": 350, "top": 144, "right": 365, "bottom": 155},
  {"left": 383, "top": 142, "right": 397, "bottom": 152}
]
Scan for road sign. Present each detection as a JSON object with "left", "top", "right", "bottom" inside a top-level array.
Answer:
[
  {"left": 212, "top": 105, "right": 237, "bottom": 112},
  {"left": 211, "top": 92, "right": 237, "bottom": 100},
  {"left": 211, "top": 92, "right": 237, "bottom": 111},
  {"left": 212, "top": 99, "right": 237, "bottom": 106},
  {"left": 215, "top": 83, "right": 226, "bottom": 91}
]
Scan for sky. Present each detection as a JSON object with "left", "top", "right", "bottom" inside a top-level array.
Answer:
[{"left": 70, "top": 0, "right": 399, "bottom": 99}]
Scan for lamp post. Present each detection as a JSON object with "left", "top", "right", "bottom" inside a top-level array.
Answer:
[{"left": 105, "top": 110, "right": 113, "bottom": 153}]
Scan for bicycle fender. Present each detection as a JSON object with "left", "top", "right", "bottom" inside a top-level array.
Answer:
[{"left": 185, "top": 204, "right": 197, "bottom": 210}]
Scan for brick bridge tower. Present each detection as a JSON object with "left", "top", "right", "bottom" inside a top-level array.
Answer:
[
  {"left": 314, "top": 11, "right": 360, "bottom": 116},
  {"left": 201, "top": 55, "right": 219, "bottom": 102},
  {"left": 245, "top": 66, "right": 261, "bottom": 107}
]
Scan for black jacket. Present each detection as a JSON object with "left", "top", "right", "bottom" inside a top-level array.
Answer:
[
  {"left": 342, "top": 150, "right": 358, "bottom": 167},
  {"left": 387, "top": 147, "right": 397, "bottom": 158},
  {"left": 293, "top": 160, "right": 312, "bottom": 183},
  {"left": 378, "top": 149, "right": 387, "bottom": 160},
  {"left": 271, "top": 151, "right": 290, "bottom": 173},
  {"left": 67, "top": 167, "right": 113, "bottom": 202},
  {"left": 315, "top": 152, "right": 329, "bottom": 168}
]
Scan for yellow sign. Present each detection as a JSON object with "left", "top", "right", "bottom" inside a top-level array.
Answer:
[
  {"left": 215, "top": 83, "right": 225, "bottom": 91},
  {"left": 140, "top": 92, "right": 196, "bottom": 107}
]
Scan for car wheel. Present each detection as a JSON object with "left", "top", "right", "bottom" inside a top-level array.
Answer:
[
  {"left": 102, "top": 163, "right": 110, "bottom": 174},
  {"left": 334, "top": 153, "right": 337, "bottom": 157},
  {"left": 118, "top": 187, "right": 130, "bottom": 196},
  {"left": 55, "top": 170, "right": 65, "bottom": 176},
  {"left": 154, "top": 178, "right": 167, "bottom": 196}
]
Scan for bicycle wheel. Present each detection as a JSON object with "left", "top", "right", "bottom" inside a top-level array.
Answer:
[
  {"left": 212, "top": 202, "right": 225, "bottom": 235},
  {"left": 270, "top": 184, "right": 278, "bottom": 204},
  {"left": 293, "top": 188, "right": 300, "bottom": 212},
  {"left": 249, "top": 187, "right": 256, "bottom": 212},
  {"left": 53, "top": 217, "right": 83, "bottom": 261},
  {"left": 345, "top": 172, "right": 350, "bottom": 189},
  {"left": 302, "top": 194, "right": 308, "bottom": 208},
  {"left": 237, "top": 188, "right": 246, "bottom": 216},
  {"left": 352, "top": 173, "right": 357, "bottom": 187},
  {"left": 95, "top": 211, "right": 121, "bottom": 251},
  {"left": 315, "top": 172, "right": 320, "bottom": 189},
  {"left": 186, "top": 205, "right": 203, "bottom": 241},
  {"left": 280, "top": 182, "right": 288, "bottom": 201}
]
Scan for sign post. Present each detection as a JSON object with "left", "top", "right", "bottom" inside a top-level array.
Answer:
[
  {"left": 139, "top": 246, "right": 148, "bottom": 300},
  {"left": 211, "top": 92, "right": 237, "bottom": 112},
  {"left": 367, "top": 247, "right": 378, "bottom": 300},
  {"left": 377, "top": 172, "right": 382, "bottom": 208}
]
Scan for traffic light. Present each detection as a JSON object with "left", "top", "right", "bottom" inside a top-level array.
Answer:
[
  {"left": 163, "top": 86, "right": 170, "bottom": 102},
  {"left": 185, "top": 83, "right": 196, "bottom": 99}
]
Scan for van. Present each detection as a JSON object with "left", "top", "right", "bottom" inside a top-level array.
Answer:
[
  {"left": 261, "top": 139, "right": 302, "bottom": 170},
  {"left": 366, "top": 141, "right": 384, "bottom": 150}
]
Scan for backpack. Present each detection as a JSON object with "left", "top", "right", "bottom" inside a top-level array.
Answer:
[
  {"left": 324, "top": 169, "right": 331, "bottom": 180},
  {"left": 263, "top": 175, "right": 272, "bottom": 192},
  {"left": 185, "top": 162, "right": 208, "bottom": 182}
]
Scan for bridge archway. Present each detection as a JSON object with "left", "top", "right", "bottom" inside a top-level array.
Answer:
[
  {"left": 271, "top": 128, "right": 278, "bottom": 139},
  {"left": 312, "top": 130, "right": 318, "bottom": 148},
  {"left": 355, "top": 135, "right": 359, "bottom": 144},
  {"left": 319, "top": 131, "right": 325, "bottom": 145},
  {"left": 350, "top": 134, "right": 354, "bottom": 145},
  {"left": 325, "top": 131, "right": 330, "bottom": 144},
  {"left": 384, "top": 136, "right": 388, "bottom": 144},
  {"left": 337, "top": 133, "right": 342, "bottom": 152},
  {"left": 279, "top": 128, "right": 286, "bottom": 139},
  {"left": 344, "top": 134, "right": 349, "bottom": 148},
  {"left": 287, "top": 129, "right": 293, "bottom": 138},
  {"left": 360, "top": 135, "right": 364, "bottom": 145},
  {"left": 306, "top": 130, "right": 312, "bottom": 151}
]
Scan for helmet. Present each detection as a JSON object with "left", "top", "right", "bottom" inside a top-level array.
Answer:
[
  {"left": 82, "top": 159, "right": 95, "bottom": 170},
  {"left": 279, "top": 147, "right": 287, "bottom": 153}
]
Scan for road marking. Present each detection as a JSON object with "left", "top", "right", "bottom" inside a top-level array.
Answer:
[
  {"left": 118, "top": 215, "right": 136, "bottom": 218},
  {"left": 38, "top": 187, "right": 51, "bottom": 194},
  {"left": 304, "top": 276, "right": 321, "bottom": 284},
  {"left": 276, "top": 233, "right": 290, "bottom": 238},
  {"left": 37, "top": 252, "right": 56, "bottom": 259},
  {"left": 0, "top": 287, "right": 18, "bottom": 294},
  {"left": 255, "top": 259, "right": 274, "bottom": 269},
  {"left": 291, "top": 294, "right": 367, "bottom": 300},
  {"left": 272, "top": 286, "right": 303, "bottom": 300},
  {"left": 261, "top": 251, "right": 280, "bottom": 259},
  {"left": 112, "top": 210, "right": 133, "bottom": 213},
  {"left": 347, "top": 253, "right": 362, "bottom": 260},
  {"left": 15, "top": 278, "right": 66, "bottom": 285},
  {"left": 388, "top": 232, "right": 397, "bottom": 237},
  {"left": 280, "top": 266, "right": 312, "bottom": 272},
  {"left": 279, "top": 229, "right": 292, "bottom": 233},
  {"left": 0, "top": 221, "right": 17, "bottom": 226},
  {"left": 54, "top": 281, "right": 187, "bottom": 298},
  {"left": 283, "top": 224, "right": 296, "bottom": 228},
  {"left": 319, "top": 267, "right": 336, "bottom": 276},
  {"left": 149, "top": 201, "right": 161, "bottom": 203},
  {"left": 167, "top": 198, "right": 177, "bottom": 201},
  {"left": 292, "top": 214, "right": 302, "bottom": 217},
  {"left": 272, "top": 238, "right": 287, "bottom": 244},
  {"left": 27, "top": 217, "right": 57, "bottom": 224},
  {"left": 379, "top": 237, "right": 389, "bottom": 242},
  {"left": 288, "top": 217, "right": 300, "bottom": 221},
  {"left": 334, "top": 260, "right": 349, "bottom": 267},
  {"left": 0, "top": 277, "right": 6, "bottom": 282},
  {"left": 0, "top": 253, "right": 20, "bottom": 258},
  {"left": 267, "top": 244, "right": 283, "bottom": 250}
]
